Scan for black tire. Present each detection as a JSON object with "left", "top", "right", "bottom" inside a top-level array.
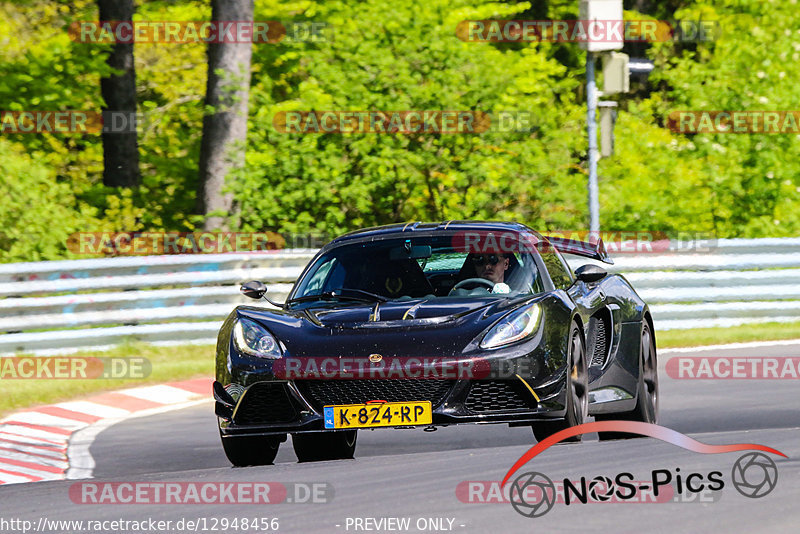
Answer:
[
  {"left": 532, "top": 322, "right": 588, "bottom": 443},
  {"left": 221, "top": 432, "right": 283, "bottom": 467},
  {"left": 596, "top": 321, "right": 659, "bottom": 440},
  {"left": 292, "top": 430, "right": 357, "bottom": 462}
]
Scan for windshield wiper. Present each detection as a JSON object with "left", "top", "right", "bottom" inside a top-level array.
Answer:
[
  {"left": 329, "top": 288, "right": 389, "bottom": 302},
  {"left": 286, "top": 288, "right": 388, "bottom": 305}
]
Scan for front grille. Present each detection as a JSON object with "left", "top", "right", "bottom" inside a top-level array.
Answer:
[
  {"left": 295, "top": 379, "right": 454, "bottom": 411},
  {"left": 465, "top": 380, "right": 534, "bottom": 413},
  {"left": 233, "top": 383, "right": 299, "bottom": 425},
  {"left": 589, "top": 315, "right": 609, "bottom": 367}
]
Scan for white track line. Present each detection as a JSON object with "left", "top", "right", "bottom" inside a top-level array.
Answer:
[
  {"left": 66, "top": 398, "right": 210, "bottom": 480},
  {"left": 0, "top": 378, "right": 210, "bottom": 486}
]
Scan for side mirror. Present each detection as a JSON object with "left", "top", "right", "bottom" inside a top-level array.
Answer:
[
  {"left": 240, "top": 280, "right": 267, "bottom": 300},
  {"left": 574, "top": 264, "right": 607, "bottom": 284}
]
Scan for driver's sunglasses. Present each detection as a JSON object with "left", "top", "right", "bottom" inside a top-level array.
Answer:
[{"left": 471, "top": 254, "right": 501, "bottom": 266}]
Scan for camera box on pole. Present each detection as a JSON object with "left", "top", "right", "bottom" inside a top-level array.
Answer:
[
  {"left": 579, "top": 0, "right": 624, "bottom": 52},
  {"left": 602, "top": 52, "right": 629, "bottom": 94}
]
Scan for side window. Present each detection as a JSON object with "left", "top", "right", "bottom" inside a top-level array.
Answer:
[
  {"left": 539, "top": 250, "right": 573, "bottom": 290},
  {"left": 510, "top": 252, "right": 543, "bottom": 294},
  {"left": 303, "top": 258, "right": 337, "bottom": 295}
]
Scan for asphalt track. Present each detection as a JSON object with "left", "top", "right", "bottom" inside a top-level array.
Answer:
[{"left": 1, "top": 342, "right": 798, "bottom": 534}]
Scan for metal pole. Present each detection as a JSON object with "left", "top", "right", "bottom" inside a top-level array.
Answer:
[{"left": 586, "top": 52, "right": 600, "bottom": 234}]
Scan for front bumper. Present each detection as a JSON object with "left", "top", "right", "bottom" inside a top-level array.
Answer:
[{"left": 216, "top": 374, "right": 569, "bottom": 437}]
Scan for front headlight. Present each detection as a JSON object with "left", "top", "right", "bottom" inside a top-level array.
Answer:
[
  {"left": 232, "top": 318, "right": 283, "bottom": 359},
  {"left": 480, "top": 303, "right": 541, "bottom": 349}
]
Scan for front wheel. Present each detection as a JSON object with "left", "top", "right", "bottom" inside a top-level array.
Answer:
[
  {"left": 596, "top": 321, "right": 659, "bottom": 440},
  {"left": 532, "top": 322, "right": 588, "bottom": 443},
  {"left": 220, "top": 432, "right": 283, "bottom": 467},
  {"left": 292, "top": 430, "right": 357, "bottom": 462}
]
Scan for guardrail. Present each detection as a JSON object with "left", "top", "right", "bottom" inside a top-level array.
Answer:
[{"left": 1, "top": 238, "right": 798, "bottom": 355}]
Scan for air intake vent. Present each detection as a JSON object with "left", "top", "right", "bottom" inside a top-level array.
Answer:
[
  {"left": 588, "top": 313, "right": 609, "bottom": 367},
  {"left": 465, "top": 380, "right": 534, "bottom": 413},
  {"left": 233, "top": 383, "right": 299, "bottom": 425}
]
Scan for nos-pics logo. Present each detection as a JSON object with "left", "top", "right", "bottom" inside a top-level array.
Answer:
[{"left": 504, "top": 421, "right": 784, "bottom": 518}]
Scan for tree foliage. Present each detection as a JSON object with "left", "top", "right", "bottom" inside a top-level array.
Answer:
[
  {"left": 1, "top": 0, "right": 798, "bottom": 262},
  {"left": 236, "top": 0, "right": 586, "bottom": 235}
]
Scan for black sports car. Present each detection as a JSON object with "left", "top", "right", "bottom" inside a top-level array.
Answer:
[{"left": 213, "top": 221, "right": 659, "bottom": 466}]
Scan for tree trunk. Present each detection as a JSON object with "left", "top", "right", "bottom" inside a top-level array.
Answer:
[
  {"left": 98, "top": 0, "right": 140, "bottom": 188},
  {"left": 196, "top": 0, "right": 254, "bottom": 231}
]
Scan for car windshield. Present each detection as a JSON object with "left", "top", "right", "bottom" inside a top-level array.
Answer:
[{"left": 288, "top": 233, "right": 546, "bottom": 307}]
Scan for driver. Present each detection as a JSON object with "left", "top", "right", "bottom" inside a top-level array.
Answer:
[
  {"left": 471, "top": 253, "right": 508, "bottom": 283},
  {"left": 470, "top": 253, "right": 511, "bottom": 293}
]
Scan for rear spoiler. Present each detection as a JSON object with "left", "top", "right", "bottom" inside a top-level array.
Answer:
[{"left": 542, "top": 235, "right": 614, "bottom": 265}]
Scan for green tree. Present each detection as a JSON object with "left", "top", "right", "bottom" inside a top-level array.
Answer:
[
  {"left": 234, "top": 0, "right": 587, "bottom": 236},
  {"left": 638, "top": 1, "right": 800, "bottom": 236},
  {"left": 0, "top": 139, "right": 94, "bottom": 262}
]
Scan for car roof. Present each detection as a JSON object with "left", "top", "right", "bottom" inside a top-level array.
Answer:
[{"left": 328, "top": 221, "right": 544, "bottom": 247}]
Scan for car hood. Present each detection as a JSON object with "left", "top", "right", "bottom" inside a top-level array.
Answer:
[{"left": 236, "top": 297, "right": 538, "bottom": 358}]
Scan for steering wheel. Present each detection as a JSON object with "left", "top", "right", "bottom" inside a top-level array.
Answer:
[{"left": 450, "top": 277, "right": 495, "bottom": 293}]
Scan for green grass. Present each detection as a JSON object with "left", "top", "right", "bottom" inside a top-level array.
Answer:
[
  {"left": 0, "top": 343, "right": 214, "bottom": 418},
  {"left": 656, "top": 321, "right": 800, "bottom": 349},
  {"left": 2, "top": 321, "right": 799, "bottom": 418}
]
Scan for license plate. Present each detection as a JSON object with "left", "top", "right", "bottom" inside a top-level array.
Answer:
[{"left": 323, "top": 401, "right": 432, "bottom": 429}]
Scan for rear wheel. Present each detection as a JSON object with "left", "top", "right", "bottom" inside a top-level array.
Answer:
[
  {"left": 292, "top": 430, "right": 357, "bottom": 462},
  {"left": 532, "top": 323, "right": 588, "bottom": 443},
  {"left": 220, "top": 432, "right": 283, "bottom": 467},
  {"left": 596, "top": 322, "right": 659, "bottom": 440}
]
